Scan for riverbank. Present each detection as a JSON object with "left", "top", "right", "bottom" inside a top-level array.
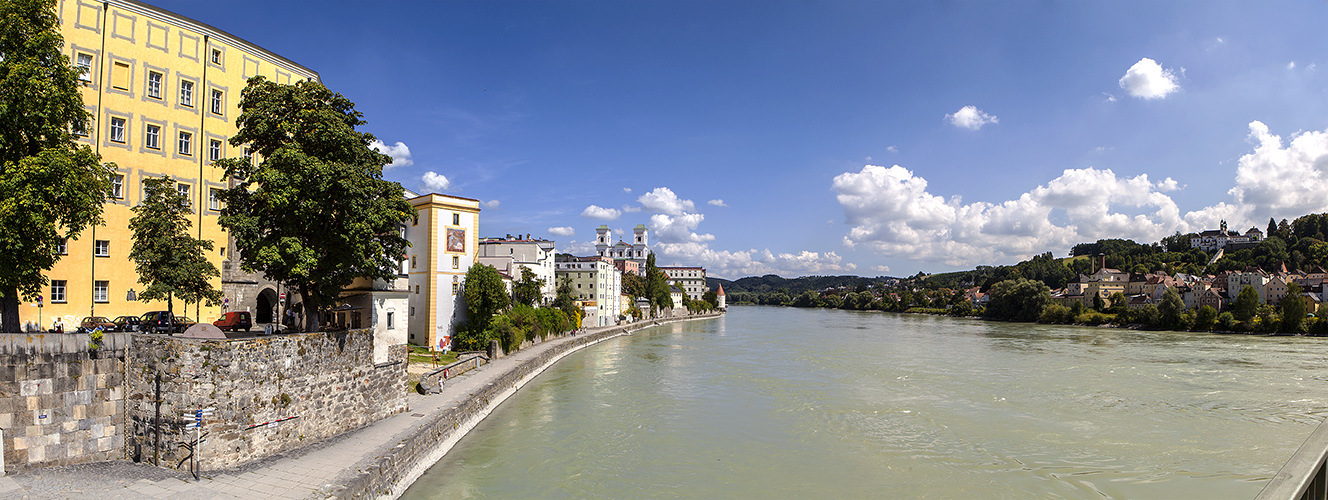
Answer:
[{"left": 0, "top": 312, "right": 723, "bottom": 499}]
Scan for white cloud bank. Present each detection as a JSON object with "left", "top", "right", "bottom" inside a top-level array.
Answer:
[
  {"left": 638, "top": 187, "right": 696, "bottom": 215},
  {"left": 421, "top": 171, "right": 451, "bottom": 192},
  {"left": 656, "top": 243, "right": 858, "bottom": 278},
  {"left": 371, "top": 140, "right": 413, "bottom": 169},
  {"left": 581, "top": 205, "right": 622, "bottom": 220},
  {"left": 1118, "top": 58, "right": 1180, "bottom": 100},
  {"left": 946, "top": 105, "right": 999, "bottom": 130},
  {"left": 548, "top": 226, "right": 575, "bottom": 237},
  {"left": 708, "top": 199, "right": 728, "bottom": 207},
  {"left": 833, "top": 121, "right": 1328, "bottom": 268}
]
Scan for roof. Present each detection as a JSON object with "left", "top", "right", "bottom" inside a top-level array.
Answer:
[{"left": 717, "top": 284, "right": 726, "bottom": 296}]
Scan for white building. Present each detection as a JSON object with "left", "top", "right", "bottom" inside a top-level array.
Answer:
[
  {"left": 555, "top": 255, "right": 623, "bottom": 327},
  {"left": 596, "top": 224, "right": 650, "bottom": 265},
  {"left": 661, "top": 266, "right": 708, "bottom": 301},
  {"left": 479, "top": 235, "right": 557, "bottom": 304},
  {"left": 1191, "top": 222, "right": 1264, "bottom": 252},
  {"left": 403, "top": 191, "right": 480, "bottom": 351}
]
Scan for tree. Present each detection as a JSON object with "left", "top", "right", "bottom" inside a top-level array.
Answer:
[
  {"left": 463, "top": 263, "right": 509, "bottom": 333},
  {"left": 129, "top": 177, "right": 223, "bottom": 315},
  {"left": 1283, "top": 282, "right": 1307, "bottom": 333},
  {"left": 702, "top": 290, "right": 719, "bottom": 309},
  {"left": 1194, "top": 305, "right": 1218, "bottom": 331},
  {"left": 215, "top": 77, "right": 412, "bottom": 332},
  {"left": 645, "top": 253, "right": 672, "bottom": 316},
  {"left": 983, "top": 278, "right": 1051, "bottom": 322},
  {"left": 1108, "top": 292, "right": 1128, "bottom": 315},
  {"left": 1268, "top": 218, "right": 1278, "bottom": 240},
  {"left": 0, "top": 0, "right": 116, "bottom": 332},
  {"left": 622, "top": 272, "right": 647, "bottom": 299},
  {"left": 1092, "top": 293, "right": 1105, "bottom": 312},
  {"left": 1157, "top": 286, "right": 1184, "bottom": 330},
  {"left": 551, "top": 276, "right": 581, "bottom": 329},
  {"left": 512, "top": 267, "right": 544, "bottom": 307},
  {"left": 1234, "top": 285, "right": 1259, "bottom": 323}
]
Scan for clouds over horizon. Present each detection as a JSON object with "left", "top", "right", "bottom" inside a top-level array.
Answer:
[
  {"left": 1118, "top": 57, "right": 1181, "bottom": 99},
  {"left": 833, "top": 121, "right": 1328, "bottom": 268}
]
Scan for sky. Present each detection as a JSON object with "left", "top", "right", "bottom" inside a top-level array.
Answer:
[{"left": 147, "top": 0, "right": 1328, "bottom": 279}]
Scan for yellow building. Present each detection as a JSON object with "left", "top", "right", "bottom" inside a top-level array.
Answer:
[
  {"left": 403, "top": 192, "right": 481, "bottom": 350},
  {"left": 28, "top": 0, "right": 318, "bottom": 330}
]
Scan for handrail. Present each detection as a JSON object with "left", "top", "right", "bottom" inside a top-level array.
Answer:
[{"left": 1258, "top": 416, "right": 1328, "bottom": 500}]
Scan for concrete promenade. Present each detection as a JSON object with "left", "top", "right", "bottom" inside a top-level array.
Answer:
[{"left": 0, "top": 314, "right": 719, "bottom": 499}]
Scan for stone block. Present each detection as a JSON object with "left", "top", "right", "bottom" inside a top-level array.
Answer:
[
  {"left": 28, "top": 444, "right": 44, "bottom": 463},
  {"left": 19, "top": 379, "right": 51, "bottom": 397}
]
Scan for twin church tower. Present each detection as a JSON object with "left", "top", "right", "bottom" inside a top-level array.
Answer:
[{"left": 595, "top": 224, "right": 650, "bottom": 265}]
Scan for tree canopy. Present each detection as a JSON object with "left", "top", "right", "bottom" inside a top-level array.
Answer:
[
  {"left": 512, "top": 267, "right": 544, "bottom": 307},
  {"left": 462, "top": 263, "right": 509, "bottom": 333},
  {"left": 215, "top": 77, "right": 412, "bottom": 332},
  {"left": 129, "top": 176, "right": 222, "bottom": 314},
  {"left": 0, "top": 0, "right": 114, "bottom": 332}
]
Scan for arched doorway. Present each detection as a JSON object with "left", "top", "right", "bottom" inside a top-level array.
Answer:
[{"left": 256, "top": 288, "right": 277, "bottom": 324}]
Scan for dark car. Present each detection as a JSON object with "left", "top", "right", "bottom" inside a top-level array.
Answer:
[
  {"left": 138, "top": 311, "right": 178, "bottom": 334},
  {"left": 175, "top": 316, "right": 197, "bottom": 332},
  {"left": 213, "top": 311, "right": 252, "bottom": 332},
  {"left": 112, "top": 315, "right": 140, "bottom": 332},
  {"left": 78, "top": 316, "right": 116, "bottom": 333}
]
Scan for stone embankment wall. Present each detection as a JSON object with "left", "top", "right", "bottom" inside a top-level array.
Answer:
[
  {"left": 1, "top": 328, "right": 405, "bottom": 474},
  {"left": 336, "top": 311, "right": 724, "bottom": 498},
  {"left": 0, "top": 332, "right": 129, "bottom": 470},
  {"left": 126, "top": 330, "right": 407, "bottom": 470}
]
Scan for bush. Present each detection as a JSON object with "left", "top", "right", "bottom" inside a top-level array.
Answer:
[
  {"left": 1194, "top": 306, "right": 1218, "bottom": 332},
  {"left": 1217, "top": 311, "right": 1236, "bottom": 331},
  {"left": 1309, "top": 317, "right": 1328, "bottom": 336},
  {"left": 1039, "top": 304, "right": 1073, "bottom": 324}
]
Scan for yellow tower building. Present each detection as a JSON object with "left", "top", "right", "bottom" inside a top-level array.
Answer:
[{"left": 27, "top": 0, "right": 318, "bottom": 330}]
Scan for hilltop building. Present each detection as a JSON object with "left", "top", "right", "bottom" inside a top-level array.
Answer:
[
  {"left": 24, "top": 0, "right": 320, "bottom": 330},
  {"left": 1191, "top": 221, "right": 1264, "bottom": 252}
]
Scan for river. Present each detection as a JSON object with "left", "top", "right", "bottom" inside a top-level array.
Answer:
[{"left": 401, "top": 305, "right": 1328, "bottom": 498}]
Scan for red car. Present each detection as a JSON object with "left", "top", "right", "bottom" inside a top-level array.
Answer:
[{"left": 213, "top": 311, "right": 252, "bottom": 332}]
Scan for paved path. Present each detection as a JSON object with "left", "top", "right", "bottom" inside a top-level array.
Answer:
[{"left": 0, "top": 321, "right": 658, "bottom": 499}]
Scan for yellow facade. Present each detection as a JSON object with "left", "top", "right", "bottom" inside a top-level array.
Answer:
[
  {"left": 26, "top": 0, "right": 318, "bottom": 330},
  {"left": 405, "top": 193, "right": 481, "bottom": 350}
]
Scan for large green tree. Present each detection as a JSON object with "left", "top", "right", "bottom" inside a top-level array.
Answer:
[
  {"left": 1233, "top": 285, "right": 1259, "bottom": 323},
  {"left": 0, "top": 0, "right": 115, "bottom": 332},
  {"left": 645, "top": 252, "right": 672, "bottom": 316},
  {"left": 983, "top": 278, "right": 1051, "bottom": 322},
  {"left": 462, "top": 263, "right": 509, "bottom": 333},
  {"left": 1283, "top": 282, "right": 1307, "bottom": 333},
  {"left": 1157, "top": 286, "right": 1184, "bottom": 330},
  {"left": 129, "top": 177, "right": 222, "bottom": 315},
  {"left": 511, "top": 267, "right": 544, "bottom": 307},
  {"left": 551, "top": 275, "right": 581, "bottom": 328},
  {"left": 215, "top": 77, "right": 412, "bottom": 332}
]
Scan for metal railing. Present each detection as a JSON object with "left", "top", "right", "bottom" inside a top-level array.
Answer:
[{"left": 1259, "top": 417, "right": 1328, "bottom": 499}]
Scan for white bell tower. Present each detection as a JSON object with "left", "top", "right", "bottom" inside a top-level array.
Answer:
[
  {"left": 596, "top": 225, "right": 611, "bottom": 257},
  {"left": 633, "top": 224, "right": 649, "bottom": 259}
]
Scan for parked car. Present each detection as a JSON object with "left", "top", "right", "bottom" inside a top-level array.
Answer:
[
  {"left": 138, "top": 311, "right": 177, "bottom": 334},
  {"left": 175, "top": 316, "right": 197, "bottom": 332},
  {"left": 112, "top": 315, "right": 140, "bottom": 332},
  {"left": 213, "top": 311, "right": 252, "bottom": 332},
  {"left": 78, "top": 316, "right": 116, "bottom": 333}
]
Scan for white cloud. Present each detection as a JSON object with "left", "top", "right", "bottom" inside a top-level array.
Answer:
[
  {"left": 886, "top": 145, "right": 898, "bottom": 153},
  {"left": 834, "top": 164, "right": 1183, "bottom": 267},
  {"left": 1118, "top": 58, "right": 1180, "bottom": 100},
  {"left": 581, "top": 205, "right": 622, "bottom": 220},
  {"left": 871, "top": 265, "right": 891, "bottom": 273},
  {"left": 655, "top": 242, "right": 857, "bottom": 279},
  {"left": 560, "top": 239, "right": 598, "bottom": 255},
  {"left": 623, "top": 187, "right": 632, "bottom": 193},
  {"left": 946, "top": 105, "right": 998, "bottom": 130},
  {"left": 1288, "top": 61, "right": 1297, "bottom": 70},
  {"left": 421, "top": 171, "right": 451, "bottom": 192},
  {"left": 707, "top": 199, "right": 728, "bottom": 207},
  {"left": 1101, "top": 92, "right": 1118, "bottom": 103},
  {"left": 370, "top": 140, "right": 413, "bottom": 169},
  {"left": 548, "top": 226, "right": 575, "bottom": 237},
  {"left": 483, "top": 200, "right": 501, "bottom": 209},
  {"left": 650, "top": 213, "right": 715, "bottom": 243},
  {"left": 638, "top": 187, "right": 696, "bottom": 215},
  {"left": 622, "top": 205, "right": 643, "bottom": 213},
  {"left": 1205, "top": 121, "right": 1328, "bottom": 225}
]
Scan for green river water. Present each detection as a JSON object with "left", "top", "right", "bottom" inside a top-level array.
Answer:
[{"left": 402, "top": 305, "right": 1328, "bottom": 498}]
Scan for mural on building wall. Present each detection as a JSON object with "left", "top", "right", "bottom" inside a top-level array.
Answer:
[{"left": 447, "top": 228, "right": 466, "bottom": 253}]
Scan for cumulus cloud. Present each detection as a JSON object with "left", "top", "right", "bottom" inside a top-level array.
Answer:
[
  {"left": 650, "top": 213, "right": 715, "bottom": 243},
  {"left": 421, "top": 171, "right": 451, "bottom": 192},
  {"left": 1118, "top": 58, "right": 1180, "bottom": 99},
  {"left": 622, "top": 205, "right": 642, "bottom": 213},
  {"left": 708, "top": 199, "right": 728, "bottom": 207},
  {"left": 871, "top": 265, "right": 891, "bottom": 273},
  {"left": 834, "top": 164, "right": 1182, "bottom": 267},
  {"left": 560, "top": 240, "right": 598, "bottom": 255},
  {"left": 638, "top": 187, "right": 696, "bottom": 215},
  {"left": 1208, "top": 121, "right": 1328, "bottom": 224},
  {"left": 581, "top": 205, "right": 622, "bottom": 220},
  {"left": 654, "top": 242, "right": 857, "bottom": 278},
  {"left": 548, "top": 226, "right": 575, "bottom": 237},
  {"left": 946, "top": 105, "right": 998, "bottom": 130},
  {"left": 371, "top": 140, "right": 413, "bottom": 169}
]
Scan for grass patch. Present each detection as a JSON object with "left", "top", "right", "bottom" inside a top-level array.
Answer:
[{"left": 407, "top": 345, "right": 458, "bottom": 367}]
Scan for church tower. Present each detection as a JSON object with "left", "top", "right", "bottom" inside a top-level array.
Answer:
[
  {"left": 596, "top": 225, "right": 611, "bottom": 257},
  {"left": 633, "top": 224, "right": 649, "bottom": 260}
]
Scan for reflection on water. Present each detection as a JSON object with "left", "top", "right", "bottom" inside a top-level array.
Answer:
[{"left": 402, "top": 306, "right": 1328, "bottom": 499}]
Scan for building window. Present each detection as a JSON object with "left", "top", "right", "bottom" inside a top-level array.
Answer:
[
  {"left": 110, "top": 61, "right": 130, "bottom": 90},
  {"left": 210, "top": 89, "right": 224, "bottom": 115},
  {"left": 211, "top": 48, "right": 222, "bottom": 65},
  {"left": 209, "top": 188, "right": 222, "bottom": 210},
  {"left": 178, "top": 131, "right": 192, "bottom": 155},
  {"left": 179, "top": 79, "right": 194, "bottom": 107},
  {"left": 452, "top": 282, "right": 459, "bottom": 295},
  {"left": 209, "top": 139, "right": 222, "bottom": 161},
  {"left": 415, "top": 285, "right": 420, "bottom": 295},
  {"left": 410, "top": 306, "right": 415, "bottom": 316},
  {"left": 112, "top": 174, "right": 124, "bottom": 198},
  {"left": 411, "top": 255, "right": 416, "bottom": 269},
  {"left": 177, "top": 183, "right": 191, "bottom": 206},
  {"left": 146, "top": 71, "right": 163, "bottom": 99},
  {"left": 145, "top": 124, "right": 160, "bottom": 149},
  {"left": 243, "top": 147, "right": 252, "bottom": 159},
  {"left": 452, "top": 213, "right": 460, "bottom": 225},
  {"left": 386, "top": 312, "right": 394, "bottom": 329},
  {"left": 56, "top": 238, "right": 67, "bottom": 255},
  {"left": 109, "top": 117, "right": 126, "bottom": 143},
  {"left": 94, "top": 281, "right": 109, "bottom": 303},
  {"left": 452, "top": 256, "right": 459, "bottom": 269},
  {"left": 75, "top": 53, "right": 93, "bottom": 81},
  {"left": 94, "top": 240, "right": 109, "bottom": 257},
  {"left": 51, "top": 280, "right": 67, "bottom": 303}
]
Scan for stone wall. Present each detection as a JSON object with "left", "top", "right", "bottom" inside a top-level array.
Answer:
[
  {"left": 0, "top": 332, "right": 128, "bottom": 469},
  {"left": 125, "top": 329, "right": 407, "bottom": 471}
]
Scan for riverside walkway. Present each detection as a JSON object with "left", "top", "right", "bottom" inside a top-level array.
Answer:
[{"left": 0, "top": 314, "right": 719, "bottom": 499}]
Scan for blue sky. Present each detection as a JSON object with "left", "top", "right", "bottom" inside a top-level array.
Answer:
[{"left": 150, "top": 0, "right": 1328, "bottom": 279}]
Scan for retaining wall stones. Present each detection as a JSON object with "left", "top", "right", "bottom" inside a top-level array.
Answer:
[
  {"left": 125, "top": 329, "right": 407, "bottom": 471},
  {"left": 0, "top": 332, "right": 129, "bottom": 470}
]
